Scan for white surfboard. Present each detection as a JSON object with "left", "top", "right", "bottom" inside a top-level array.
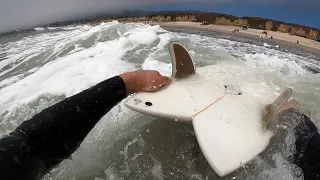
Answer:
[{"left": 124, "top": 41, "right": 292, "bottom": 177}]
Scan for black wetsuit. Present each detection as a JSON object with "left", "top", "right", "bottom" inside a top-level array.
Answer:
[
  {"left": 0, "top": 75, "right": 319, "bottom": 180},
  {"left": 268, "top": 109, "right": 320, "bottom": 180},
  {"left": 0, "top": 76, "right": 126, "bottom": 180}
]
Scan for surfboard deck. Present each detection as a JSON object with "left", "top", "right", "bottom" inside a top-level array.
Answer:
[
  {"left": 192, "top": 87, "right": 291, "bottom": 176},
  {"left": 124, "top": 41, "right": 292, "bottom": 177},
  {"left": 124, "top": 71, "right": 226, "bottom": 123}
]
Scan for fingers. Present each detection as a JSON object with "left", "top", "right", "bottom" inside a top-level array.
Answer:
[
  {"left": 144, "top": 75, "right": 172, "bottom": 92},
  {"left": 150, "top": 76, "right": 171, "bottom": 91},
  {"left": 135, "top": 70, "right": 173, "bottom": 92}
]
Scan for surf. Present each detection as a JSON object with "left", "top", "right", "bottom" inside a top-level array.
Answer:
[{"left": 0, "top": 21, "right": 318, "bottom": 179}]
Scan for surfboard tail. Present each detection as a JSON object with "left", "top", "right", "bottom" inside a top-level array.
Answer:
[{"left": 168, "top": 41, "right": 195, "bottom": 79}]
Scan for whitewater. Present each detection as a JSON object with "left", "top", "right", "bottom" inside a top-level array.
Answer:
[{"left": 0, "top": 21, "right": 319, "bottom": 180}]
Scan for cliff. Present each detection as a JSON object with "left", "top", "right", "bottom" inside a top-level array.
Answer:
[{"left": 89, "top": 11, "right": 320, "bottom": 40}]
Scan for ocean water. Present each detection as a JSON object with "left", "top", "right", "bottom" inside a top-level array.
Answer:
[{"left": 0, "top": 21, "right": 319, "bottom": 180}]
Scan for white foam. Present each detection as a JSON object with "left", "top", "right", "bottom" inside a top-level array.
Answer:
[
  {"left": 263, "top": 43, "right": 271, "bottom": 47},
  {"left": 0, "top": 21, "right": 318, "bottom": 180},
  {"left": 47, "top": 27, "right": 57, "bottom": 30},
  {"left": 34, "top": 27, "right": 46, "bottom": 31},
  {"left": 127, "top": 30, "right": 157, "bottom": 45},
  {"left": 0, "top": 22, "right": 171, "bottom": 117},
  {"left": 244, "top": 53, "right": 307, "bottom": 76},
  {"left": 181, "top": 32, "right": 313, "bottom": 77},
  {"left": 142, "top": 60, "right": 172, "bottom": 77},
  {"left": 124, "top": 23, "right": 167, "bottom": 45},
  {"left": 28, "top": 67, "right": 39, "bottom": 73},
  {"left": 0, "top": 75, "right": 23, "bottom": 88},
  {"left": 86, "top": 21, "right": 119, "bottom": 35},
  {"left": 0, "top": 26, "right": 88, "bottom": 77},
  {"left": 151, "top": 161, "right": 164, "bottom": 180},
  {"left": 141, "top": 31, "right": 176, "bottom": 76}
]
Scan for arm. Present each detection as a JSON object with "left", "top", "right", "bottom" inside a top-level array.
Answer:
[
  {"left": 293, "top": 114, "right": 320, "bottom": 179},
  {"left": 0, "top": 76, "right": 127, "bottom": 180},
  {"left": 299, "top": 134, "right": 320, "bottom": 179},
  {"left": 268, "top": 101, "right": 320, "bottom": 179},
  {"left": 0, "top": 70, "right": 170, "bottom": 180},
  {"left": 276, "top": 107, "right": 320, "bottom": 179}
]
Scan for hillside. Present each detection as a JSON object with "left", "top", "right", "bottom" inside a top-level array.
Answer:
[{"left": 89, "top": 11, "right": 320, "bottom": 40}]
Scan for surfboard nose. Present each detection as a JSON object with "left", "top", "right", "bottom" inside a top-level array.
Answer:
[{"left": 168, "top": 42, "right": 195, "bottom": 79}]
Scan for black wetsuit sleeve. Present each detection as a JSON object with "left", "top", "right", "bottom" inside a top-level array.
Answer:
[
  {"left": 300, "top": 134, "right": 320, "bottom": 180},
  {"left": 294, "top": 115, "right": 320, "bottom": 180},
  {"left": 270, "top": 108, "right": 320, "bottom": 179},
  {"left": 0, "top": 76, "right": 127, "bottom": 180}
]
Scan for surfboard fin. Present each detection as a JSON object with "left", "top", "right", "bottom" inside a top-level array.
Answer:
[
  {"left": 168, "top": 41, "right": 195, "bottom": 79},
  {"left": 262, "top": 88, "right": 292, "bottom": 131}
]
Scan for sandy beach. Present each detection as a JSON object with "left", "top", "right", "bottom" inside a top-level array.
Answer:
[{"left": 149, "top": 21, "right": 320, "bottom": 51}]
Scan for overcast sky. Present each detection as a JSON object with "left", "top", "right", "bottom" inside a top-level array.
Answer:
[{"left": 0, "top": 0, "right": 319, "bottom": 34}]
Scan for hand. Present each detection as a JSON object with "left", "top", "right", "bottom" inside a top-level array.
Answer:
[
  {"left": 120, "top": 70, "right": 172, "bottom": 95},
  {"left": 136, "top": 70, "right": 172, "bottom": 92}
]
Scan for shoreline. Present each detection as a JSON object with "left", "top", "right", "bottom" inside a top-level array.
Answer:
[{"left": 148, "top": 21, "right": 320, "bottom": 52}]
